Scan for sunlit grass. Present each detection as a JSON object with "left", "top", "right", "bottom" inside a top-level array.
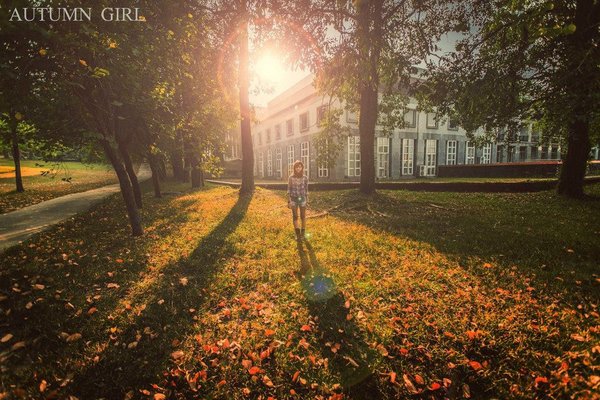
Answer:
[
  {"left": 0, "top": 180, "right": 598, "bottom": 399},
  {"left": 0, "top": 160, "right": 118, "bottom": 213}
]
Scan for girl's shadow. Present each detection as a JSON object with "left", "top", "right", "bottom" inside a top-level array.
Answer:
[{"left": 296, "top": 240, "right": 382, "bottom": 399}]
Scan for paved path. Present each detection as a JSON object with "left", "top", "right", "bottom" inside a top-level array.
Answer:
[{"left": 0, "top": 164, "right": 151, "bottom": 252}]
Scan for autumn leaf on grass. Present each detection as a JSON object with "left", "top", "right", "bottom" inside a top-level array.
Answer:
[
  {"left": 106, "top": 283, "right": 120, "bottom": 289},
  {"left": 389, "top": 372, "right": 397, "bottom": 384},
  {"left": 264, "top": 329, "right": 276, "bottom": 337},
  {"left": 376, "top": 343, "right": 389, "bottom": 356},
  {"left": 534, "top": 376, "right": 548, "bottom": 387},
  {"left": 292, "top": 371, "right": 300, "bottom": 383},
  {"left": 242, "top": 359, "right": 252, "bottom": 369},
  {"left": 179, "top": 277, "right": 188, "bottom": 286},
  {"left": 466, "top": 330, "right": 481, "bottom": 340},
  {"left": 570, "top": 333, "right": 587, "bottom": 342},
  {"left": 468, "top": 360, "right": 483, "bottom": 371},
  {"left": 430, "top": 382, "right": 441, "bottom": 391},
  {"left": 65, "top": 333, "right": 82, "bottom": 342},
  {"left": 1, "top": 334, "right": 13, "bottom": 343},
  {"left": 414, "top": 374, "right": 425, "bottom": 385},
  {"left": 300, "top": 324, "right": 312, "bottom": 332},
  {"left": 262, "top": 375, "right": 275, "bottom": 388},
  {"left": 248, "top": 366, "right": 261, "bottom": 375},
  {"left": 171, "top": 350, "right": 184, "bottom": 360},
  {"left": 403, "top": 374, "right": 419, "bottom": 394},
  {"left": 11, "top": 341, "right": 26, "bottom": 351}
]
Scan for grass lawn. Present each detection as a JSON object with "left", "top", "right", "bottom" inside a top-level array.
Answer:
[
  {"left": 212, "top": 177, "right": 562, "bottom": 184},
  {"left": 0, "top": 159, "right": 118, "bottom": 213},
  {"left": 0, "top": 180, "right": 598, "bottom": 399}
]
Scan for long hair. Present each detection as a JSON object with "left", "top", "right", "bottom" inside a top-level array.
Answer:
[{"left": 292, "top": 160, "right": 304, "bottom": 178}]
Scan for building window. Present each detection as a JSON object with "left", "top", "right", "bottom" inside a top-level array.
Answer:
[
  {"left": 519, "top": 126, "right": 530, "bottom": 142},
  {"left": 346, "top": 110, "right": 358, "bottom": 123},
  {"left": 540, "top": 146, "right": 548, "bottom": 159},
  {"left": 466, "top": 141, "right": 475, "bottom": 164},
  {"left": 425, "top": 139, "right": 437, "bottom": 176},
  {"left": 402, "top": 138, "right": 414, "bottom": 176},
  {"left": 507, "top": 145, "right": 515, "bottom": 162},
  {"left": 287, "top": 145, "right": 295, "bottom": 177},
  {"left": 426, "top": 113, "right": 438, "bottom": 129},
  {"left": 266, "top": 129, "right": 271, "bottom": 143},
  {"left": 275, "top": 148, "right": 282, "bottom": 178},
  {"left": 275, "top": 124, "right": 281, "bottom": 140},
  {"left": 348, "top": 136, "right": 361, "bottom": 176},
  {"left": 300, "top": 112, "right": 309, "bottom": 132},
  {"left": 550, "top": 146, "right": 559, "bottom": 160},
  {"left": 317, "top": 105, "right": 328, "bottom": 126},
  {"left": 404, "top": 109, "right": 417, "bottom": 128},
  {"left": 447, "top": 117, "right": 458, "bottom": 130},
  {"left": 519, "top": 146, "right": 527, "bottom": 161},
  {"left": 286, "top": 119, "right": 294, "bottom": 136},
  {"left": 446, "top": 140, "right": 457, "bottom": 165},
  {"left": 301, "top": 141, "right": 310, "bottom": 177},
  {"left": 254, "top": 152, "right": 258, "bottom": 175},
  {"left": 481, "top": 143, "right": 492, "bottom": 164},
  {"left": 267, "top": 148, "right": 273, "bottom": 177},
  {"left": 497, "top": 145, "right": 504, "bottom": 163},
  {"left": 530, "top": 146, "right": 539, "bottom": 160},
  {"left": 259, "top": 152, "right": 264, "bottom": 178},
  {"left": 257, "top": 132, "right": 262, "bottom": 145},
  {"left": 318, "top": 139, "right": 329, "bottom": 178},
  {"left": 377, "top": 137, "right": 390, "bottom": 178}
]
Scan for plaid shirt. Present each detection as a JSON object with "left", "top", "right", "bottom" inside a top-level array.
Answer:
[{"left": 287, "top": 175, "right": 308, "bottom": 202}]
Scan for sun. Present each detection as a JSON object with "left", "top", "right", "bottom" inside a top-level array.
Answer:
[{"left": 254, "top": 53, "right": 285, "bottom": 84}]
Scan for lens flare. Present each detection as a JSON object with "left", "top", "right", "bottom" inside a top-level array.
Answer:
[{"left": 301, "top": 274, "right": 336, "bottom": 302}]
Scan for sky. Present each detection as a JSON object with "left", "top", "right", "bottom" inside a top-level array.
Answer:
[{"left": 248, "top": 31, "right": 464, "bottom": 108}]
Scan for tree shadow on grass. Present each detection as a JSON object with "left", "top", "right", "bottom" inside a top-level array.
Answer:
[
  {"left": 314, "top": 189, "right": 600, "bottom": 301},
  {"left": 296, "top": 239, "right": 384, "bottom": 399},
  {"left": 68, "top": 192, "right": 253, "bottom": 398}
]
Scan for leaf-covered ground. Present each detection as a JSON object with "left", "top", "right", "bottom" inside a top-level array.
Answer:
[
  {"left": 0, "top": 160, "right": 118, "bottom": 213},
  {"left": 0, "top": 180, "right": 598, "bottom": 399}
]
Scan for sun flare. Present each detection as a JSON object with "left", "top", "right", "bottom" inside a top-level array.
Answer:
[{"left": 254, "top": 53, "right": 285, "bottom": 83}]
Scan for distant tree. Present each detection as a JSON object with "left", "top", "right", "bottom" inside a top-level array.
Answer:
[
  {"left": 275, "top": 0, "right": 464, "bottom": 193},
  {"left": 0, "top": 6, "right": 55, "bottom": 192},
  {"left": 423, "top": 0, "right": 600, "bottom": 198}
]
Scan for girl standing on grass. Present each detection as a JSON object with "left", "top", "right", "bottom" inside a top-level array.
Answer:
[{"left": 287, "top": 160, "right": 308, "bottom": 240}]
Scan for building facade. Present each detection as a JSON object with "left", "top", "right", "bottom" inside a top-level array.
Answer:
[{"left": 224, "top": 75, "right": 594, "bottom": 181}]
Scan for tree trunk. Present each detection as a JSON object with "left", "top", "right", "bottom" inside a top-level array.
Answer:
[
  {"left": 183, "top": 153, "right": 191, "bottom": 183},
  {"left": 557, "top": 0, "right": 598, "bottom": 198},
  {"left": 10, "top": 117, "right": 24, "bottom": 193},
  {"left": 358, "top": 84, "right": 377, "bottom": 194},
  {"left": 239, "top": 0, "right": 255, "bottom": 194},
  {"left": 170, "top": 151, "right": 183, "bottom": 180},
  {"left": 148, "top": 152, "right": 162, "bottom": 198},
  {"left": 101, "top": 140, "right": 143, "bottom": 236},
  {"left": 191, "top": 154, "right": 203, "bottom": 189},
  {"left": 356, "top": 0, "right": 383, "bottom": 195},
  {"left": 158, "top": 156, "right": 167, "bottom": 181},
  {"left": 558, "top": 119, "right": 590, "bottom": 198},
  {"left": 171, "top": 131, "right": 185, "bottom": 180},
  {"left": 118, "top": 141, "right": 142, "bottom": 208}
]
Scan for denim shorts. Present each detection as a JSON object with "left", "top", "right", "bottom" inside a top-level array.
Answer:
[{"left": 289, "top": 196, "right": 306, "bottom": 208}]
